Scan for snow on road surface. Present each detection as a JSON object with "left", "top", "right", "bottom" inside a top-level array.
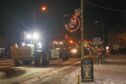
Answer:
[
  {"left": 27, "top": 54, "right": 126, "bottom": 84},
  {"left": 0, "top": 58, "right": 80, "bottom": 84},
  {"left": 23, "top": 54, "right": 126, "bottom": 84},
  {"left": 31, "top": 62, "right": 80, "bottom": 84},
  {"left": 0, "top": 54, "right": 126, "bottom": 84}
]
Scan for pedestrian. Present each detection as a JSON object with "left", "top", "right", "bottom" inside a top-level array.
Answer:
[{"left": 97, "top": 46, "right": 102, "bottom": 64}]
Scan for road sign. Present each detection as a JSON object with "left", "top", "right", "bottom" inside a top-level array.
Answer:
[{"left": 93, "top": 37, "right": 102, "bottom": 45}]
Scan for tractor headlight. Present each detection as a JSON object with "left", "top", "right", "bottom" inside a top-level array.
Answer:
[{"left": 36, "top": 42, "right": 42, "bottom": 49}]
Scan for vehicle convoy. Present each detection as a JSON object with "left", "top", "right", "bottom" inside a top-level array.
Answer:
[
  {"left": 0, "top": 38, "right": 80, "bottom": 68},
  {"left": 0, "top": 41, "right": 65, "bottom": 67},
  {"left": 0, "top": 42, "right": 50, "bottom": 68}
]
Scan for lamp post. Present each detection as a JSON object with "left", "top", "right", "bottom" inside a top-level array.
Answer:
[
  {"left": 81, "top": 0, "right": 84, "bottom": 63},
  {"left": 94, "top": 20, "right": 105, "bottom": 42},
  {"left": 81, "top": 0, "right": 85, "bottom": 82},
  {"left": 94, "top": 20, "right": 106, "bottom": 63},
  {"left": 33, "top": 3, "right": 47, "bottom": 28},
  {"left": 41, "top": 6, "right": 47, "bottom": 11},
  {"left": 81, "top": 0, "right": 94, "bottom": 82}
]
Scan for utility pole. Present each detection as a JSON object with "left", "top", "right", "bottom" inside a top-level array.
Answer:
[
  {"left": 81, "top": 0, "right": 84, "bottom": 82},
  {"left": 33, "top": 7, "right": 36, "bottom": 28},
  {"left": 81, "top": 0, "right": 84, "bottom": 62},
  {"left": 102, "top": 22, "right": 105, "bottom": 45},
  {"left": 81, "top": 0, "right": 94, "bottom": 82}
]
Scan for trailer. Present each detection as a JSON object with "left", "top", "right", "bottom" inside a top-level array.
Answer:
[
  {"left": 50, "top": 48, "right": 60, "bottom": 59},
  {"left": 10, "top": 44, "right": 34, "bottom": 65},
  {"left": 10, "top": 43, "right": 49, "bottom": 66}
]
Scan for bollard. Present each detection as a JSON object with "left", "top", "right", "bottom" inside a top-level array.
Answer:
[{"left": 76, "top": 74, "right": 80, "bottom": 84}]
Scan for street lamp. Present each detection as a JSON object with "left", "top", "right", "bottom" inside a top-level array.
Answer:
[
  {"left": 94, "top": 20, "right": 105, "bottom": 44},
  {"left": 94, "top": 20, "right": 106, "bottom": 63},
  {"left": 41, "top": 6, "right": 47, "bottom": 11},
  {"left": 80, "top": 0, "right": 84, "bottom": 65}
]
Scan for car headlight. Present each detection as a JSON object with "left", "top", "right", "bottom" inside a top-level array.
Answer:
[{"left": 71, "top": 48, "right": 77, "bottom": 54}]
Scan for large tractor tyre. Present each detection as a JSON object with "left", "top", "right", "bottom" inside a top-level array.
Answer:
[
  {"left": 41, "top": 54, "right": 46, "bottom": 66},
  {"left": 23, "top": 60, "right": 32, "bottom": 65},
  {"left": 34, "top": 52, "right": 43, "bottom": 66},
  {"left": 41, "top": 52, "right": 50, "bottom": 66},
  {"left": 45, "top": 52, "right": 50, "bottom": 65},
  {"left": 14, "top": 60, "right": 23, "bottom": 66},
  {"left": 38, "top": 55, "right": 43, "bottom": 66},
  {"left": 34, "top": 56, "right": 41, "bottom": 66}
]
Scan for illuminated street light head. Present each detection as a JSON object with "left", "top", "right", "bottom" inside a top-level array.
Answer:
[{"left": 41, "top": 6, "right": 47, "bottom": 11}]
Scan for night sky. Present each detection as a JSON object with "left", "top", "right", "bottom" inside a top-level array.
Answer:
[{"left": 0, "top": 0, "right": 126, "bottom": 41}]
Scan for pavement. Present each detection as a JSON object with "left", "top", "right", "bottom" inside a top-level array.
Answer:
[{"left": 79, "top": 54, "right": 126, "bottom": 84}]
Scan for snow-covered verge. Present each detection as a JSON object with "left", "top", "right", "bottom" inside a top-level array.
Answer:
[
  {"left": 60, "top": 63, "right": 126, "bottom": 84},
  {"left": 61, "top": 55, "right": 126, "bottom": 84},
  {"left": 0, "top": 55, "right": 126, "bottom": 84},
  {"left": 82, "top": 64, "right": 126, "bottom": 84}
]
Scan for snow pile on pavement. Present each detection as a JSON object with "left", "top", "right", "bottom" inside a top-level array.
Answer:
[
  {"left": 60, "top": 68, "right": 81, "bottom": 84},
  {"left": 61, "top": 63, "right": 126, "bottom": 84},
  {"left": 62, "top": 55, "right": 126, "bottom": 84}
]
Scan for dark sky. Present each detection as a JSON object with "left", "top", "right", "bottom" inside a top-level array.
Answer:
[
  {"left": 0, "top": 0, "right": 126, "bottom": 40},
  {"left": 0, "top": 0, "right": 80, "bottom": 39},
  {"left": 84, "top": 0, "right": 126, "bottom": 39}
]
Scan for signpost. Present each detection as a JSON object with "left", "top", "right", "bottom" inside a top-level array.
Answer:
[
  {"left": 81, "top": 0, "right": 94, "bottom": 82},
  {"left": 64, "top": 0, "right": 94, "bottom": 82}
]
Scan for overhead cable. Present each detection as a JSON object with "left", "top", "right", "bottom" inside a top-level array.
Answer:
[{"left": 85, "top": 0, "right": 126, "bottom": 12}]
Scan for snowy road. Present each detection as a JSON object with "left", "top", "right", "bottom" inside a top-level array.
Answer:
[
  {"left": 29, "top": 61, "right": 80, "bottom": 84},
  {"left": 0, "top": 58, "right": 80, "bottom": 84},
  {"left": 0, "top": 54, "right": 126, "bottom": 84},
  {"left": 21, "top": 54, "right": 126, "bottom": 84}
]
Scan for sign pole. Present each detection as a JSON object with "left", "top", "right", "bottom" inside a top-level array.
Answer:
[
  {"left": 81, "top": 0, "right": 84, "bottom": 82},
  {"left": 81, "top": 0, "right": 94, "bottom": 82},
  {"left": 81, "top": 0, "right": 84, "bottom": 61}
]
